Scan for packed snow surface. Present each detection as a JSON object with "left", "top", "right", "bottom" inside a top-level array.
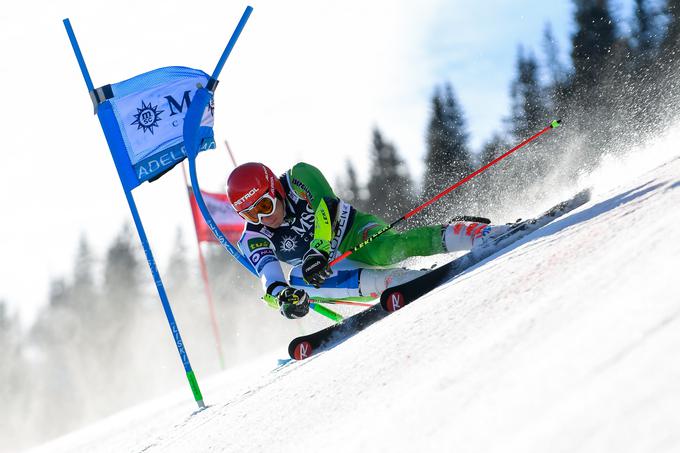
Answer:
[{"left": 30, "top": 138, "right": 680, "bottom": 453}]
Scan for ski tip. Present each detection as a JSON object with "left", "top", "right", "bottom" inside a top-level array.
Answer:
[
  {"left": 382, "top": 291, "right": 406, "bottom": 312},
  {"left": 550, "top": 119, "right": 562, "bottom": 128},
  {"left": 293, "top": 341, "right": 314, "bottom": 360}
]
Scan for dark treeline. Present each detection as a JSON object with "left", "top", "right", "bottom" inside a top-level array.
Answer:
[
  {"left": 0, "top": 226, "right": 304, "bottom": 451},
  {"left": 339, "top": 0, "right": 680, "bottom": 224},
  {"left": 3, "top": 0, "right": 680, "bottom": 450}
]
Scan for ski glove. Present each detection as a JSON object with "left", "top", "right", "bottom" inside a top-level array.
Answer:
[
  {"left": 302, "top": 247, "right": 332, "bottom": 288},
  {"left": 277, "top": 286, "right": 310, "bottom": 319}
]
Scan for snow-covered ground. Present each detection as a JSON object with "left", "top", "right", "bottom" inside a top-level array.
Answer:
[{"left": 29, "top": 135, "right": 680, "bottom": 452}]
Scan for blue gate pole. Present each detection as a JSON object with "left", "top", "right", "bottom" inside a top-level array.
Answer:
[
  {"left": 183, "top": 6, "right": 258, "bottom": 276},
  {"left": 122, "top": 188, "right": 205, "bottom": 408},
  {"left": 63, "top": 18, "right": 205, "bottom": 410},
  {"left": 212, "top": 6, "right": 253, "bottom": 80},
  {"left": 183, "top": 6, "right": 343, "bottom": 323}
]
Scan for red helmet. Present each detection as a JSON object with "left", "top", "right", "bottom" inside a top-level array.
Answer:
[{"left": 226, "top": 162, "right": 285, "bottom": 211}]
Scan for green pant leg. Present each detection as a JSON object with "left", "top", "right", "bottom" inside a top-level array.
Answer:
[{"left": 340, "top": 211, "right": 445, "bottom": 266}]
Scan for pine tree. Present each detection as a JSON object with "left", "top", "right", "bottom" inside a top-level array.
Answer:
[
  {"left": 543, "top": 24, "right": 567, "bottom": 88},
  {"left": 103, "top": 224, "right": 143, "bottom": 311},
  {"left": 650, "top": 0, "right": 680, "bottom": 126},
  {"left": 47, "top": 278, "right": 70, "bottom": 308},
  {"left": 474, "top": 134, "right": 510, "bottom": 212},
  {"left": 0, "top": 299, "right": 18, "bottom": 359},
  {"left": 559, "top": 0, "right": 621, "bottom": 169},
  {"left": 0, "top": 300, "right": 9, "bottom": 341},
  {"left": 510, "top": 47, "right": 550, "bottom": 142},
  {"left": 166, "top": 227, "right": 194, "bottom": 299},
  {"left": 542, "top": 23, "right": 568, "bottom": 112},
  {"left": 365, "top": 128, "right": 414, "bottom": 219},
  {"left": 570, "top": 0, "right": 617, "bottom": 94},
  {"left": 423, "top": 84, "right": 473, "bottom": 214},
  {"left": 660, "top": 0, "right": 680, "bottom": 69},
  {"left": 628, "top": 0, "right": 658, "bottom": 103},
  {"left": 0, "top": 300, "right": 27, "bottom": 451},
  {"left": 29, "top": 252, "right": 90, "bottom": 441},
  {"left": 336, "top": 160, "right": 364, "bottom": 210},
  {"left": 73, "top": 234, "right": 95, "bottom": 289},
  {"left": 633, "top": 0, "right": 658, "bottom": 57},
  {"left": 70, "top": 233, "right": 98, "bottom": 312}
]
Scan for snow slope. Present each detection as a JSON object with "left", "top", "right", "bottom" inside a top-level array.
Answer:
[{"left": 29, "top": 138, "right": 680, "bottom": 453}]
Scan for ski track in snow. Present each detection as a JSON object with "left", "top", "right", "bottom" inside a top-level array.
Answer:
[{"left": 28, "top": 141, "right": 680, "bottom": 453}]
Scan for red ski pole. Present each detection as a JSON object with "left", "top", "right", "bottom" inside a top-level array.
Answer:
[{"left": 329, "top": 120, "right": 562, "bottom": 267}]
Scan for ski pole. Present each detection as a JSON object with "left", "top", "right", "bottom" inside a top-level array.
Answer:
[
  {"left": 313, "top": 299, "right": 374, "bottom": 308},
  {"left": 330, "top": 120, "right": 562, "bottom": 267},
  {"left": 310, "top": 303, "right": 344, "bottom": 322}
]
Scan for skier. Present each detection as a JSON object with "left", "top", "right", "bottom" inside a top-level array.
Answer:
[{"left": 226, "top": 162, "right": 509, "bottom": 319}]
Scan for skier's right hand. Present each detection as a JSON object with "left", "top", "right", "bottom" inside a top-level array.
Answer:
[
  {"left": 277, "top": 286, "right": 310, "bottom": 319},
  {"left": 302, "top": 246, "right": 332, "bottom": 288}
]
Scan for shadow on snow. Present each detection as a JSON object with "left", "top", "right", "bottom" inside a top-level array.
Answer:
[{"left": 449, "top": 180, "right": 667, "bottom": 283}]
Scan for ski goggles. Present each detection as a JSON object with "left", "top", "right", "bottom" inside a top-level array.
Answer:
[{"left": 236, "top": 193, "right": 277, "bottom": 224}]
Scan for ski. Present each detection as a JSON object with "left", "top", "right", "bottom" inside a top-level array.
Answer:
[
  {"left": 380, "top": 188, "right": 592, "bottom": 311},
  {"left": 287, "top": 189, "right": 590, "bottom": 360},
  {"left": 288, "top": 303, "right": 389, "bottom": 360},
  {"left": 450, "top": 215, "right": 491, "bottom": 224}
]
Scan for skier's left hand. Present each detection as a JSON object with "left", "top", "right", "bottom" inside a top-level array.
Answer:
[
  {"left": 277, "top": 286, "right": 310, "bottom": 319},
  {"left": 302, "top": 247, "right": 332, "bottom": 288}
]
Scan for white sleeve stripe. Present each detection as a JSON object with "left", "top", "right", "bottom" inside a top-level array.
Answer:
[{"left": 259, "top": 260, "right": 287, "bottom": 292}]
